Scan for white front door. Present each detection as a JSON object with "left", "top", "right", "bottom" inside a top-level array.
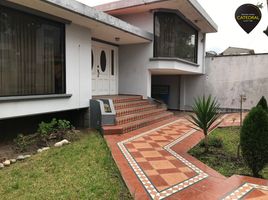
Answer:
[{"left": 92, "top": 41, "right": 118, "bottom": 96}]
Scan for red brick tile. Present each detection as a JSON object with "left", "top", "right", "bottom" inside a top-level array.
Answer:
[{"left": 104, "top": 112, "right": 267, "bottom": 200}]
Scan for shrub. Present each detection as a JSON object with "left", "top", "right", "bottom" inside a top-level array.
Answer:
[
  {"left": 14, "top": 119, "right": 75, "bottom": 152},
  {"left": 209, "top": 137, "right": 223, "bottom": 148},
  {"left": 240, "top": 106, "right": 268, "bottom": 177},
  {"left": 188, "top": 95, "right": 221, "bottom": 152},
  {"left": 199, "top": 137, "right": 223, "bottom": 148},
  {"left": 57, "top": 119, "right": 72, "bottom": 131},
  {"left": 257, "top": 96, "right": 268, "bottom": 111},
  {"left": 37, "top": 118, "right": 73, "bottom": 141},
  {"left": 37, "top": 118, "right": 58, "bottom": 139},
  {"left": 14, "top": 134, "right": 36, "bottom": 152}
]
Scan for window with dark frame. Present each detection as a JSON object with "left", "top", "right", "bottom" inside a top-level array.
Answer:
[
  {"left": 0, "top": 5, "right": 65, "bottom": 97},
  {"left": 154, "top": 11, "right": 198, "bottom": 63}
]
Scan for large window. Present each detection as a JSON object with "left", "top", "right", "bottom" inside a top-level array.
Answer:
[
  {"left": 154, "top": 12, "right": 198, "bottom": 63},
  {"left": 0, "top": 6, "right": 65, "bottom": 97}
]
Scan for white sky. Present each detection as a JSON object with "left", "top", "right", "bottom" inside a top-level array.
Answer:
[{"left": 77, "top": 0, "right": 268, "bottom": 53}]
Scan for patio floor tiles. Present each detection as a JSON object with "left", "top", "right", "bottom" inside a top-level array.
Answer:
[
  {"left": 220, "top": 175, "right": 268, "bottom": 200},
  {"left": 105, "top": 114, "right": 268, "bottom": 200},
  {"left": 117, "top": 118, "right": 207, "bottom": 198},
  {"left": 243, "top": 189, "right": 268, "bottom": 199}
]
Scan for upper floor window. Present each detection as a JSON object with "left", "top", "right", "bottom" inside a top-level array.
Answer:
[
  {"left": 0, "top": 5, "right": 65, "bottom": 97},
  {"left": 154, "top": 11, "right": 198, "bottom": 63}
]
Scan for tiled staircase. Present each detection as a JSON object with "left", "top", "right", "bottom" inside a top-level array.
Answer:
[{"left": 102, "top": 95, "right": 174, "bottom": 134}]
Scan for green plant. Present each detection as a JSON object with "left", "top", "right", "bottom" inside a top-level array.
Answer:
[
  {"left": 104, "top": 104, "right": 112, "bottom": 113},
  {"left": 188, "top": 95, "right": 221, "bottom": 152},
  {"left": 37, "top": 118, "right": 58, "bottom": 139},
  {"left": 257, "top": 96, "right": 268, "bottom": 111},
  {"left": 13, "top": 134, "right": 36, "bottom": 152},
  {"left": 209, "top": 137, "right": 223, "bottom": 148},
  {"left": 240, "top": 106, "right": 268, "bottom": 177},
  {"left": 199, "top": 137, "right": 223, "bottom": 148},
  {"left": 57, "top": 119, "right": 72, "bottom": 131}
]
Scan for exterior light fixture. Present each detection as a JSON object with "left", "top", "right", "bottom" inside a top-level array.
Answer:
[{"left": 115, "top": 37, "right": 120, "bottom": 42}]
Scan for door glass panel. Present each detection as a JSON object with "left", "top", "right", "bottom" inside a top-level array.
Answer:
[
  {"left": 100, "top": 50, "right": 106, "bottom": 72},
  {"left": 111, "top": 50, "right": 114, "bottom": 76},
  {"left": 91, "top": 50, "right": 94, "bottom": 69}
]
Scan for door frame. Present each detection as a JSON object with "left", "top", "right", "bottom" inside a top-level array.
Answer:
[{"left": 91, "top": 40, "right": 118, "bottom": 96}]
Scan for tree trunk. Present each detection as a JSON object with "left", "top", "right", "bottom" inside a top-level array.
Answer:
[
  {"left": 252, "top": 168, "right": 260, "bottom": 178},
  {"left": 251, "top": 166, "right": 260, "bottom": 178},
  {"left": 204, "top": 133, "right": 209, "bottom": 152}
]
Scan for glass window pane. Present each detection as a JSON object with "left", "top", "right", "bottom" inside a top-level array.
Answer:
[
  {"left": 154, "top": 12, "right": 198, "bottom": 63},
  {"left": 91, "top": 50, "right": 94, "bottom": 69},
  {"left": 0, "top": 5, "right": 65, "bottom": 97},
  {"left": 100, "top": 50, "right": 106, "bottom": 72},
  {"left": 111, "top": 50, "right": 114, "bottom": 76}
]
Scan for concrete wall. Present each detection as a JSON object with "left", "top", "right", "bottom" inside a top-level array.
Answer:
[
  {"left": 181, "top": 54, "right": 268, "bottom": 110},
  {"left": 0, "top": 23, "right": 91, "bottom": 119},
  {"left": 151, "top": 75, "right": 180, "bottom": 109},
  {"left": 118, "top": 43, "right": 152, "bottom": 98}
]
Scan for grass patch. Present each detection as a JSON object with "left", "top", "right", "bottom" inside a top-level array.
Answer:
[
  {"left": 189, "top": 127, "right": 268, "bottom": 179},
  {"left": 0, "top": 131, "right": 132, "bottom": 200}
]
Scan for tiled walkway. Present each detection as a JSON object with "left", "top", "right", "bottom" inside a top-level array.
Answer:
[{"left": 105, "top": 113, "right": 268, "bottom": 200}]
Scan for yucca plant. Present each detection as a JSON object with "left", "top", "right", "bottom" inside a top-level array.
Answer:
[{"left": 188, "top": 95, "right": 221, "bottom": 152}]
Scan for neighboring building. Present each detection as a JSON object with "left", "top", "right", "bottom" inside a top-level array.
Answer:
[
  {"left": 220, "top": 47, "right": 255, "bottom": 56},
  {"left": 0, "top": 0, "right": 217, "bottom": 123},
  {"left": 206, "top": 51, "right": 218, "bottom": 57}
]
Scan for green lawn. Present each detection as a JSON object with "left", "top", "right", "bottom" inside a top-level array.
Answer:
[
  {"left": 0, "top": 131, "right": 132, "bottom": 200},
  {"left": 189, "top": 127, "right": 268, "bottom": 179}
]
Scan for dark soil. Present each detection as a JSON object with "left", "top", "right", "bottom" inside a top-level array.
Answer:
[{"left": 0, "top": 129, "right": 83, "bottom": 162}]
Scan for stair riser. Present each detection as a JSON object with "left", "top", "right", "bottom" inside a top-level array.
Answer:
[
  {"left": 112, "top": 97, "right": 142, "bottom": 104},
  {"left": 122, "top": 114, "right": 174, "bottom": 133},
  {"left": 103, "top": 114, "right": 174, "bottom": 135},
  {"left": 116, "top": 105, "right": 156, "bottom": 117},
  {"left": 103, "top": 128, "right": 123, "bottom": 135},
  {"left": 116, "top": 110, "right": 165, "bottom": 125},
  {"left": 114, "top": 101, "right": 149, "bottom": 110}
]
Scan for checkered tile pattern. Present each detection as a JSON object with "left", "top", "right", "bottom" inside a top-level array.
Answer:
[
  {"left": 222, "top": 183, "right": 268, "bottom": 200},
  {"left": 118, "top": 119, "right": 208, "bottom": 200}
]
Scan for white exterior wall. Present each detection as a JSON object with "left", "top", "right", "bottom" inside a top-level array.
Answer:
[
  {"left": 182, "top": 54, "right": 268, "bottom": 110},
  {"left": 117, "top": 11, "right": 206, "bottom": 99},
  {"left": 119, "top": 43, "right": 152, "bottom": 98},
  {"left": 0, "top": 24, "right": 91, "bottom": 119},
  {"left": 118, "top": 12, "right": 206, "bottom": 72},
  {"left": 117, "top": 12, "right": 154, "bottom": 33},
  {"left": 117, "top": 12, "right": 154, "bottom": 99}
]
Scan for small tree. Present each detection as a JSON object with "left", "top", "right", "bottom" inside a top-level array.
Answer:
[
  {"left": 188, "top": 95, "right": 221, "bottom": 152},
  {"left": 240, "top": 106, "right": 268, "bottom": 177},
  {"left": 256, "top": 96, "right": 268, "bottom": 111}
]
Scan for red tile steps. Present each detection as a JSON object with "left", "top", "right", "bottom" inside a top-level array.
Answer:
[{"left": 102, "top": 95, "right": 174, "bottom": 135}]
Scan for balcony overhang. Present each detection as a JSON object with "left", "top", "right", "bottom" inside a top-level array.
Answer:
[
  {"left": 6, "top": 0, "right": 153, "bottom": 45},
  {"left": 148, "top": 57, "right": 203, "bottom": 75},
  {"left": 95, "top": 0, "right": 217, "bottom": 33}
]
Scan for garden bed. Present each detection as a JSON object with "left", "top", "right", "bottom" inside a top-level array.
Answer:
[
  {"left": 189, "top": 127, "right": 268, "bottom": 179},
  {"left": 0, "top": 119, "right": 80, "bottom": 163},
  {"left": 0, "top": 131, "right": 132, "bottom": 199}
]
